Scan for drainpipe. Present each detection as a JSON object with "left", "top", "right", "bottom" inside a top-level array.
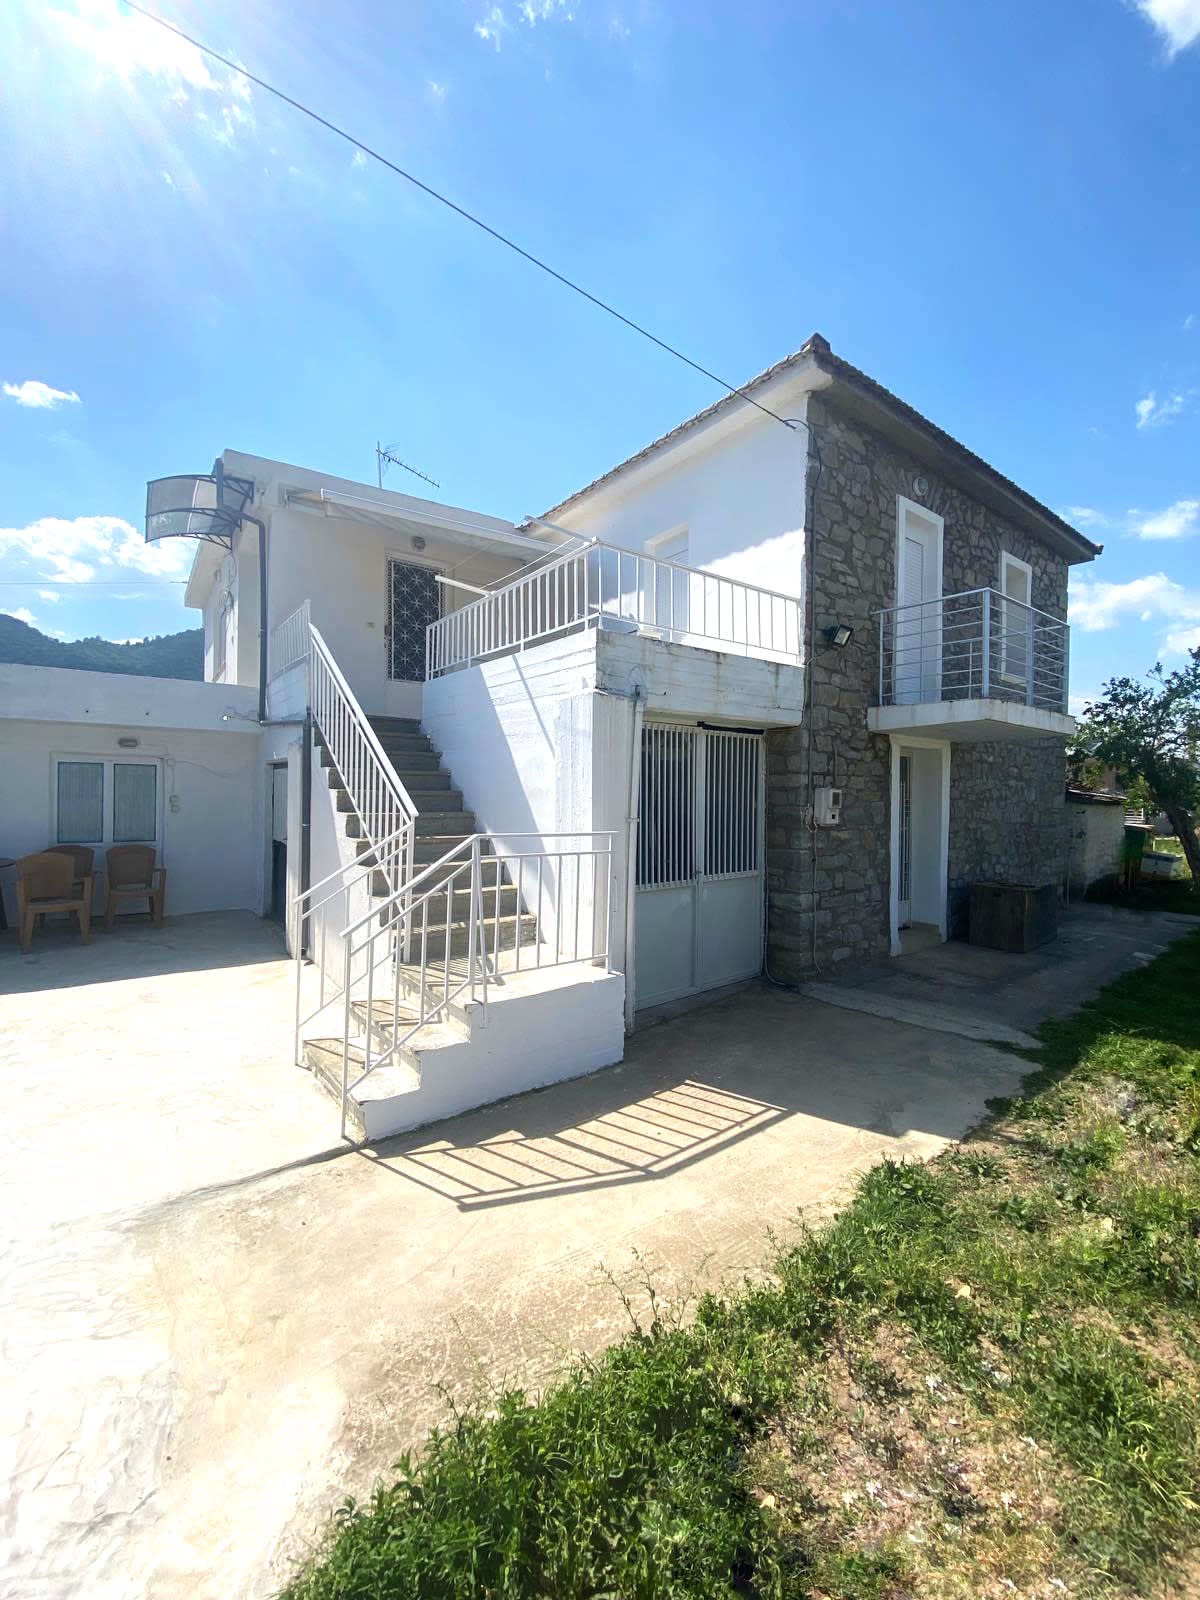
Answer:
[
  {"left": 623, "top": 685, "right": 646, "bottom": 1031},
  {"left": 237, "top": 510, "right": 269, "bottom": 724},
  {"left": 299, "top": 708, "right": 313, "bottom": 957}
]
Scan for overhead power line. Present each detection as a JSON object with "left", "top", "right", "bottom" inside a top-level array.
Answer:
[{"left": 122, "top": 1, "right": 800, "bottom": 434}]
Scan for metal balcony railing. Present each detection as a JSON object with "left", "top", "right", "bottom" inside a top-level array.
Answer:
[
  {"left": 426, "top": 539, "right": 803, "bottom": 678},
  {"left": 875, "top": 587, "right": 1069, "bottom": 713}
]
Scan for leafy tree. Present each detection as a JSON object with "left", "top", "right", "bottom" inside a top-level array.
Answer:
[{"left": 1072, "top": 649, "right": 1200, "bottom": 891}]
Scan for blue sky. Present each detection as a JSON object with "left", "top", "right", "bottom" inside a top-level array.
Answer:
[{"left": 0, "top": 0, "right": 1197, "bottom": 707}]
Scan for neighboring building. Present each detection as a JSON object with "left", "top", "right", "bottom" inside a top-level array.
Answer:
[
  {"left": 1065, "top": 785, "right": 1126, "bottom": 898},
  {"left": 2, "top": 335, "right": 1100, "bottom": 1136}
]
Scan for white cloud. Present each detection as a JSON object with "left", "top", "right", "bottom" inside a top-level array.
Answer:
[
  {"left": 519, "top": 0, "right": 575, "bottom": 21},
  {"left": 1135, "top": 389, "right": 1189, "bottom": 428},
  {"left": 351, "top": 149, "right": 367, "bottom": 170},
  {"left": 1185, "top": 312, "right": 1197, "bottom": 331},
  {"left": 3, "top": 379, "right": 81, "bottom": 410},
  {"left": 427, "top": 79, "right": 447, "bottom": 103},
  {"left": 5, "top": 607, "right": 39, "bottom": 627},
  {"left": 0, "top": 514, "right": 193, "bottom": 585},
  {"left": 37, "top": 589, "right": 61, "bottom": 603},
  {"left": 1134, "top": 0, "right": 1200, "bottom": 55},
  {"left": 1130, "top": 498, "right": 1200, "bottom": 540},
  {"left": 1061, "top": 505, "right": 1108, "bottom": 530},
  {"left": 474, "top": 5, "right": 509, "bottom": 47},
  {"left": 1070, "top": 570, "right": 1200, "bottom": 654}
]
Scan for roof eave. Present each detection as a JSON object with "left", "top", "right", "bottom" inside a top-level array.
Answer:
[{"left": 808, "top": 345, "right": 1102, "bottom": 567}]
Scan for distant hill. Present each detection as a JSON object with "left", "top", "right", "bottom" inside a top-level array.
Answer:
[{"left": 0, "top": 614, "right": 204, "bottom": 680}]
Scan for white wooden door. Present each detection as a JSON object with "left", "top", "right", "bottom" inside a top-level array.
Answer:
[
  {"left": 894, "top": 502, "right": 942, "bottom": 703},
  {"left": 634, "top": 724, "right": 764, "bottom": 1010}
]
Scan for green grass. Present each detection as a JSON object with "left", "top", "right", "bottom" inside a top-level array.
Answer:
[{"left": 284, "top": 934, "right": 1200, "bottom": 1599}]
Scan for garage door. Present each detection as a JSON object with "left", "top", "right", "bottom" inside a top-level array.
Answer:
[{"left": 634, "top": 723, "right": 764, "bottom": 1010}]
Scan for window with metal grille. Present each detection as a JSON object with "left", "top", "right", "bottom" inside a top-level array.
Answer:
[
  {"left": 637, "top": 725, "right": 761, "bottom": 888},
  {"left": 703, "top": 731, "right": 760, "bottom": 877}
]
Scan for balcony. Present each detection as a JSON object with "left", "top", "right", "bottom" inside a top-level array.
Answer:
[
  {"left": 867, "top": 587, "right": 1074, "bottom": 742},
  {"left": 425, "top": 539, "right": 803, "bottom": 677}
]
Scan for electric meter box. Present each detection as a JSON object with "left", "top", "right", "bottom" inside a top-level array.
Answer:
[{"left": 814, "top": 786, "right": 843, "bottom": 827}]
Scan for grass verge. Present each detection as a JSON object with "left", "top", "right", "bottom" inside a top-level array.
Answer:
[{"left": 284, "top": 933, "right": 1200, "bottom": 1599}]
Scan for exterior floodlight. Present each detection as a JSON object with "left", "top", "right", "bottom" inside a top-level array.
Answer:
[
  {"left": 144, "top": 461, "right": 254, "bottom": 549},
  {"left": 824, "top": 623, "right": 854, "bottom": 648}
]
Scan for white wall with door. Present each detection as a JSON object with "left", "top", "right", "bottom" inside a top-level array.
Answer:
[
  {"left": 0, "top": 666, "right": 263, "bottom": 922},
  {"left": 888, "top": 736, "right": 950, "bottom": 953}
]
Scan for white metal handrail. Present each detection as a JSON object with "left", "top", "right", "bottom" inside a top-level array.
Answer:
[
  {"left": 269, "top": 599, "right": 311, "bottom": 679},
  {"left": 874, "top": 587, "right": 1069, "bottom": 712},
  {"left": 291, "top": 818, "right": 411, "bottom": 1063},
  {"left": 309, "top": 624, "right": 419, "bottom": 885},
  {"left": 426, "top": 539, "right": 802, "bottom": 677},
  {"left": 308, "top": 830, "right": 616, "bottom": 1139}
]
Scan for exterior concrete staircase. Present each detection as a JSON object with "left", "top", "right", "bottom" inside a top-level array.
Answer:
[{"left": 303, "top": 714, "right": 622, "bottom": 1139}]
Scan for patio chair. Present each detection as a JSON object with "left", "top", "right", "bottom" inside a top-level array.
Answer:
[
  {"left": 45, "top": 844, "right": 96, "bottom": 899},
  {"left": 104, "top": 844, "right": 166, "bottom": 929},
  {"left": 15, "top": 851, "right": 92, "bottom": 954}
]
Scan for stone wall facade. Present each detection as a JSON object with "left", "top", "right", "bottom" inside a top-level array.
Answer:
[{"left": 765, "top": 393, "right": 1072, "bottom": 979}]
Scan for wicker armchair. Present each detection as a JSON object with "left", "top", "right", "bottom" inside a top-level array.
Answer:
[
  {"left": 104, "top": 845, "right": 167, "bottom": 929},
  {"left": 15, "top": 851, "right": 93, "bottom": 954}
]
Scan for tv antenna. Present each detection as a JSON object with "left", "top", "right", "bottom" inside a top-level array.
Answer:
[{"left": 376, "top": 441, "right": 440, "bottom": 492}]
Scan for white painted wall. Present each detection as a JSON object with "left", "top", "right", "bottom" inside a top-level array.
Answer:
[
  {"left": 595, "top": 628, "right": 805, "bottom": 726},
  {"left": 423, "top": 629, "right": 803, "bottom": 985},
  {"left": 0, "top": 717, "right": 262, "bottom": 923},
  {"left": 552, "top": 389, "right": 811, "bottom": 613},
  {"left": 0, "top": 663, "right": 259, "bottom": 730},
  {"left": 1067, "top": 801, "right": 1124, "bottom": 895}
]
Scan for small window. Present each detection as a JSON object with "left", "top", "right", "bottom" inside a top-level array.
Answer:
[
  {"left": 212, "top": 589, "right": 230, "bottom": 681},
  {"left": 113, "top": 762, "right": 157, "bottom": 842},
  {"left": 57, "top": 760, "right": 104, "bottom": 843}
]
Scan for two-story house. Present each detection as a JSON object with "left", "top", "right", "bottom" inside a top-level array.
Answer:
[{"left": 1, "top": 335, "right": 1098, "bottom": 1138}]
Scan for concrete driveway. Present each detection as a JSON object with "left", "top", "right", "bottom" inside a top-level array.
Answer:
[{"left": 1, "top": 905, "right": 1192, "bottom": 1599}]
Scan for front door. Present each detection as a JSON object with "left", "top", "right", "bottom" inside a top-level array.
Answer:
[
  {"left": 634, "top": 724, "right": 764, "bottom": 1010},
  {"left": 893, "top": 500, "right": 942, "bottom": 704},
  {"left": 897, "top": 753, "right": 913, "bottom": 927},
  {"left": 386, "top": 558, "right": 442, "bottom": 681}
]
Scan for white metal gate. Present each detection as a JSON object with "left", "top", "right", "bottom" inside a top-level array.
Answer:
[{"left": 634, "top": 723, "right": 764, "bottom": 1010}]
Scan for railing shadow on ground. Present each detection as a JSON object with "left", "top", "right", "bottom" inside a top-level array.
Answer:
[{"left": 360, "top": 1075, "right": 788, "bottom": 1211}]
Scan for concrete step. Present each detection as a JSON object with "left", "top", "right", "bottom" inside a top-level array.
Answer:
[
  {"left": 344, "top": 810, "right": 476, "bottom": 844},
  {"left": 415, "top": 810, "right": 475, "bottom": 837},
  {"left": 354, "top": 834, "right": 486, "bottom": 869},
  {"left": 348, "top": 999, "right": 469, "bottom": 1056},
  {"left": 302, "top": 1037, "right": 420, "bottom": 1138},
  {"left": 375, "top": 910, "right": 537, "bottom": 960},
  {"left": 394, "top": 772, "right": 456, "bottom": 796},
  {"left": 370, "top": 876, "right": 521, "bottom": 920},
  {"left": 382, "top": 750, "right": 441, "bottom": 772},
  {"left": 374, "top": 733, "right": 436, "bottom": 756},
  {"left": 367, "top": 716, "right": 422, "bottom": 736},
  {"left": 325, "top": 751, "right": 442, "bottom": 780}
]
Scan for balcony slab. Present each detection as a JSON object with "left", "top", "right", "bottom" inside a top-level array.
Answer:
[{"left": 867, "top": 698, "right": 1075, "bottom": 743}]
